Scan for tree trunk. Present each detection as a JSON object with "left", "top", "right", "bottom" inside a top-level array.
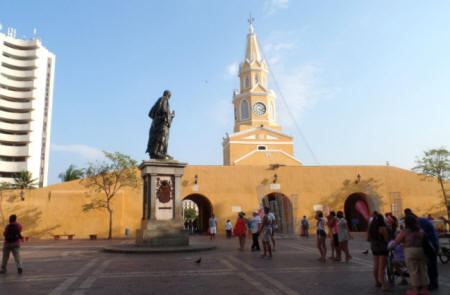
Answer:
[
  {"left": 438, "top": 178, "right": 449, "bottom": 220},
  {"left": 108, "top": 208, "right": 113, "bottom": 240}
]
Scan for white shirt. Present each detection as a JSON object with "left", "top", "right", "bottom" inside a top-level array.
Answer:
[
  {"left": 250, "top": 216, "right": 261, "bottom": 234},
  {"left": 225, "top": 221, "right": 233, "bottom": 230}
]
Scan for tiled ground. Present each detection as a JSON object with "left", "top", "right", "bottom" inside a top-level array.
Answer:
[{"left": 0, "top": 234, "right": 449, "bottom": 294}]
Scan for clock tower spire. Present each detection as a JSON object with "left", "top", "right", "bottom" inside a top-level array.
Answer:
[
  {"left": 233, "top": 18, "right": 279, "bottom": 133},
  {"left": 223, "top": 19, "right": 301, "bottom": 167}
]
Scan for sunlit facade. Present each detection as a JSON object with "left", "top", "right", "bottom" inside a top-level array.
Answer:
[{"left": 0, "top": 28, "right": 55, "bottom": 187}]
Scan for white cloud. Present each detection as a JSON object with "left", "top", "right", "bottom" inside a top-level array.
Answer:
[
  {"left": 51, "top": 144, "right": 105, "bottom": 161},
  {"left": 263, "top": 42, "right": 293, "bottom": 65},
  {"left": 264, "top": 0, "right": 289, "bottom": 16},
  {"left": 262, "top": 40, "right": 336, "bottom": 127},
  {"left": 225, "top": 62, "right": 238, "bottom": 78},
  {"left": 273, "top": 64, "right": 329, "bottom": 127}
]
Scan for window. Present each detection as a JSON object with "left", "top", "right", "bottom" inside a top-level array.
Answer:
[
  {"left": 234, "top": 107, "right": 237, "bottom": 120},
  {"left": 244, "top": 75, "right": 250, "bottom": 88},
  {"left": 254, "top": 73, "right": 259, "bottom": 84},
  {"left": 257, "top": 145, "right": 267, "bottom": 150},
  {"left": 240, "top": 100, "right": 250, "bottom": 120}
]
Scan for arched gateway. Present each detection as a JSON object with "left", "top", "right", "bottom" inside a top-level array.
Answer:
[
  {"left": 344, "top": 193, "right": 370, "bottom": 231},
  {"left": 183, "top": 194, "right": 213, "bottom": 233},
  {"left": 263, "top": 193, "right": 294, "bottom": 234}
]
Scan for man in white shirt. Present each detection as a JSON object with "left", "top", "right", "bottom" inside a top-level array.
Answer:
[
  {"left": 249, "top": 211, "right": 261, "bottom": 251},
  {"left": 208, "top": 214, "right": 217, "bottom": 240}
]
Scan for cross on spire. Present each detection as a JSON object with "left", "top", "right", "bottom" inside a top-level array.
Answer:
[{"left": 248, "top": 13, "right": 255, "bottom": 33}]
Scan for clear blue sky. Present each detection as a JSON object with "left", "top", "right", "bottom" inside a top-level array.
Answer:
[{"left": 1, "top": 0, "right": 449, "bottom": 185}]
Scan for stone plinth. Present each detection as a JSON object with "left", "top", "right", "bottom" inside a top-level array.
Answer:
[{"left": 136, "top": 159, "right": 188, "bottom": 247}]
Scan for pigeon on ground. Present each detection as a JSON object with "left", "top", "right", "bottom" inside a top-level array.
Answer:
[
  {"left": 362, "top": 250, "right": 369, "bottom": 254},
  {"left": 195, "top": 258, "right": 202, "bottom": 264}
]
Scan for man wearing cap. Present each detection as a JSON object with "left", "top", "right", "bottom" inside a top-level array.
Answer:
[{"left": 249, "top": 210, "right": 261, "bottom": 251}]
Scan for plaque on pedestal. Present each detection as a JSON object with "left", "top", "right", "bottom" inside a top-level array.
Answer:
[{"left": 136, "top": 159, "right": 189, "bottom": 247}]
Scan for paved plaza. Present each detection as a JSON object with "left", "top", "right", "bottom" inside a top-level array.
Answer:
[{"left": 0, "top": 234, "right": 449, "bottom": 295}]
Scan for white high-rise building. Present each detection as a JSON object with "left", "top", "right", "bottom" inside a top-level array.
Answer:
[{"left": 0, "top": 27, "right": 55, "bottom": 187}]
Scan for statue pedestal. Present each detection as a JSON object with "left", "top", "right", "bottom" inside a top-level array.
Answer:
[{"left": 136, "top": 159, "right": 189, "bottom": 247}]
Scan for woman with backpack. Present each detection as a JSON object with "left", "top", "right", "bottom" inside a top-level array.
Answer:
[{"left": 1, "top": 214, "right": 23, "bottom": 274}]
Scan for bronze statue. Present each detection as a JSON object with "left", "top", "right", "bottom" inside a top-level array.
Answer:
[{"left": 146, "top": 90, "right": 175, "bottom": 160}]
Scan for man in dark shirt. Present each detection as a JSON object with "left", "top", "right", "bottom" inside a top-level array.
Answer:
[
  {"left": 1, "top": 214, "right": 23, "bottom": 274},
  {"left": 404, "top": 208, "right": 439, "bottom": 290}
]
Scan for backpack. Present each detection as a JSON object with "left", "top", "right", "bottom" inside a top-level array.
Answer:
[{"left": 4, "top": 223, "right": 21, "bottom": 242}]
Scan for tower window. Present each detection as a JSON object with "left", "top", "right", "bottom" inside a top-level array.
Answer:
[
  {"left": 234, "top": 107, "right": 237, "bottom": 120},
  {"left": 244, "top": 75, "right": 250, "bottom": 88},
  {"left": 257, "top": 145, "right": 267, "bottom": 150},
  {"left": 240, "top": 99, "right": 250, "bottom": 120},
  {"left": 254, "top": 73, "right": 259, "bottom": 84}
]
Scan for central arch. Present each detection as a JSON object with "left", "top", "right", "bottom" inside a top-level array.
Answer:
[
  {"left": 183, "top": 194, "right": 213, "bottom": 233},
  {"left": 263, "top": 193, "right": 293, "bottom": 234},
  {"left": 344, "top": 192, "right": 370, "bottom": 232}
]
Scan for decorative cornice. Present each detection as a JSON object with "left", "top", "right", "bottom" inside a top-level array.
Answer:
[{"left": 232, "top": 149, "right": 302, "bottom": 165}]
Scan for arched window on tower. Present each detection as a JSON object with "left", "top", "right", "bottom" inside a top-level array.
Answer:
[
  {"left": 240, "top": 99, "right": 250, "bottom": 120},
  {"left": 269, "top": 101, "right": 275, "bottom": 121},
  {"left": 254, "top": 73, "right": 259, "bottom": 85},
  {"left": 244, "top": 75, "right": 250, "bottom": 89},
  {"left": 234, "top": 107, "right": 237, "bottom": 120}
]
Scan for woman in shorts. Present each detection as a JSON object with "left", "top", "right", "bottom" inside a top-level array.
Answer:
[
  {"left": 315, "top": 211, "right": 327, "bottom": 262},
  {"left": 259, "top": 207, "right": 273, "bottom": 258},
  {"left": 367, "top": 213, "right": 390, "bottom": 291}
]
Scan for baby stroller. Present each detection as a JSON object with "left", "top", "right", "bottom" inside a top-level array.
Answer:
[{"left": 386, "top": 249, "right": 409, "bottom": 285}]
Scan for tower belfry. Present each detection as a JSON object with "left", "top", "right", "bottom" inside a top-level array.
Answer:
[{"left": 222, "top": 20, "right": 302, "bottom": 166}]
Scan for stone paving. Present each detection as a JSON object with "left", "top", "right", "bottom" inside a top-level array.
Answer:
[{"left": 0, "top": 234, "right": 449, "bottom": 294}]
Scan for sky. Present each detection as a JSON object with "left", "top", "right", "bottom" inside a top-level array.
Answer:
[{"left": 1, "top": 0, "right": 449, "bottom": 185}]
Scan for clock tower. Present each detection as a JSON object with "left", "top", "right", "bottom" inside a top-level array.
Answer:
[{"left": 223, "top": 20, "right": 302, "bottom": 166}]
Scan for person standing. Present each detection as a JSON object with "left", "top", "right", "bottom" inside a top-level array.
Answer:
[
  {"left": 391, "top": 215, "right": 429, "bottom": 295},
  {"left": 259, "top": 207, "right": 273, "bottom": 258},
  {"left": 405, "top": 208, "right": 439, "bottom": 290},
  {"left": 233, "top": 212, "right": 247, "bottom": 250},
  {"left": 1, "top": 214, "right": 23, "bottom": 274},
  {"left": 327, "top": 211, "right": 339, "bottom": 260},
  {"left": 367, "top": 214, "right": 389, "bottom": 291},
  {"left": 250, "top": 211, "right": 261, "bottom": 251},
  {"left": 315, "top": 211, "right": 327, "bottom": 262},
  {"left": 208, "top": 214, "right": 217, "bottom": 240},
  {"left": 336, "top": 211, "right": 352, "bottom": 262},
  {"left": 351, "top": 218, "right": 359, "bottom": 231},
  {"left": 268, "top": 210, "right": 276, "bottom": 251},
  {"left": 301, "top": 216, "right": 309, "bottom": 237},
  {"left": 225, "top": 220, "right": 233, "bottom": 239}
]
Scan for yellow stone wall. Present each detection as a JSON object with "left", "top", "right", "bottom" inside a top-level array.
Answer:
[{"left": 0, "top": 165, "right": 447, "bottom": 239}]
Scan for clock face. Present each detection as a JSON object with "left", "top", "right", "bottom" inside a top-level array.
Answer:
[{"left": 252, "top": 102, "right": 267, "bottom": 116}]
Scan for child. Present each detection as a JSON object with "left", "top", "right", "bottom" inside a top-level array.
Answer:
[{"left": 387, "top": 239, "right": 408, "bottom": 285}]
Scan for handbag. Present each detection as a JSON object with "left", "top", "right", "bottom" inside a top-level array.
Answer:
[{"left": 422, "top": 234, "right": 437, "bottom": 259}]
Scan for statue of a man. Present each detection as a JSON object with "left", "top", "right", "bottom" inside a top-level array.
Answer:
[{"left": 146, "top": 90, "right": 175, "bottom": 160}]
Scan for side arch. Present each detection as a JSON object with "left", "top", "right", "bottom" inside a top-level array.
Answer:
[
  {"left": 263, "top": 192, "right": 293, "bottom": 234},
  {"left": 344, "top": 192, "right": 371, "bottom": 231},
  {"left": 183, "top": 194, "right": 213, "bottom": 233}
]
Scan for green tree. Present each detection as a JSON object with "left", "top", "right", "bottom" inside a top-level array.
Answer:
[
  {"left": 413, "top": 147, "right": 450, "bottom": 219},
  {"left": 59, "top": 164, "right": 84, "bottom": 182},
  {"left": 184, "top": 208, "right": 197, "bottom": 220},
  {"left": 13, "top": 171, "right": 38, "bottom": 190},
  {"left": 82, "top": 151, "right": 140, "bottom": 239}
]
